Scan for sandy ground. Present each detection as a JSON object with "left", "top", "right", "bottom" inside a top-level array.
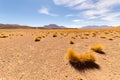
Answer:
[{"left": 0, "top": 29, "right": 120, "bottom": 80}]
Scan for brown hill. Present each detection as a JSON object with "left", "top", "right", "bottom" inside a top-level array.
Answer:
[
  {"left": 44, "top": 24, "right": 66, "bottom": 29},
  {"left": 0, "top": 24, "right": 66, "bottom": 29}
]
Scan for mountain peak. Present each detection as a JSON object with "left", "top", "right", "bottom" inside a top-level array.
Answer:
[{"left": 44, "top": 24, "right": 65, "bottom": 29}]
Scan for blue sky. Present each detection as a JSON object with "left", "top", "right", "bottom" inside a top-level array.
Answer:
[{"left": 0, "top": 0, "right": 120, "bottom": 28}]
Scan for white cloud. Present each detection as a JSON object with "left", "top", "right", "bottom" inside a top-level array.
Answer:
[
  {"left": 53, "top": 0, "right": 120, "bottom": 21},
  {"left": 84, "top": 8, "right": 110, "bottom": 19},
  {"left": 53, "top": 0, "right": 94, "bottom": 9},
  {"left": 67, "top": 0, "right": 87, "bottom": 7},
  {"left": 66, "top": 14, "right": 74, "bottom": 17},
  {"left": 101, "top": 12, "right": 120, "bottom": 21},
  {"left": 39, "top": 7, "right": 49, "bottom": 15},
  {"left": 72, "top": 19, "right": 81, "bottom": 22},
  {"left": 73, "top": 0, "right": 95, "bottom": 10},
  {"left": 96, "top": 0, "right": 120, "bottom": 9},
  {"left": 38, "top": 7, "right": 58, "bottom": 16},
  {"left": 54, "top": 0, "right": 120, "bottom": 11},
  {"left": 53, "top": 0, "right": 86, "bottom": 7}
]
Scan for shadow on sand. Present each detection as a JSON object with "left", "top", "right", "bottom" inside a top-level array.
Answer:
[
  {"left": 95, "top": 51, "right": 106, "bottom": 54},
  {"left": 70, "top": 61, "right": 100, "bottom": 72}
]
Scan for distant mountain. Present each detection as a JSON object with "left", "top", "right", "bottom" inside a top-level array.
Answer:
[
  {"left": 0, "top": 24, "right": 35, "bottom": 29},
  {"left": 0, "top": 24, "right": 113, "bottom": 29},
  {"left": 0, "top": 24, "right": 66, "bottom": 29},
  {"left": 0, "top": 24, "right": 46, "bottom": 29},
  {"left": 81, "top": 25, "right": 112, "bottom": 29},
  {"left": 44, "top": 24, "right": 65, "bottom": 29}
]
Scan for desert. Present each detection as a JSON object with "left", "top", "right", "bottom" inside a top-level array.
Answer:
[
  {"left": 1, "top": 0, "right": 120, "bottom": 79},
  {"left": 0, "top": 28, "right": 120, "bottom": 80}
]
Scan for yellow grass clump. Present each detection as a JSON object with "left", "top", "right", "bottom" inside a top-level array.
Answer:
[
  {"left": 71, "top": 36, "right": 76, "bottom": 39},
  {"left": 35, "top": 37, "right": 41, "bottom": 42},
  {"left": 66, "top": 49, "right": 96, "bottom": 63},
  {"left": 108, "top": 38, "right": 113, "bottom": 40},
  {"left": 0, "top": 35, "right": 8, "bottom": 38},
  {"left": 69, "top": 40, "right": 74, "bottom": 44},
  {"left": 100, "top": 36, "right": 106, "bottom": 39},
  {"left": 53, "top": 34, "right": 57, "bottom": 37},
  {"left": 66, "top": 49, "right": 80, "bottom": 63},
  {"left": 79, "top": 52, "right": 96, "bottom": 62},
  {"left": 90, "top": 44, "right": 103, "bottom": 53}
]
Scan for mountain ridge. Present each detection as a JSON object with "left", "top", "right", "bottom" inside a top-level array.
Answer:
[{"left": 81, "top": 25, "right": 112, "bottom": 29}]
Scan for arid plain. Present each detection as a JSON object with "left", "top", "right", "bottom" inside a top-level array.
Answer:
[{"left": 0, "top": 28, "right": 120, "bottom": 80}]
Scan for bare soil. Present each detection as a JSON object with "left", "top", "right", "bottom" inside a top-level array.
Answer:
[{"left": 0, "top": 29, "right": 120, "bottom": 80}]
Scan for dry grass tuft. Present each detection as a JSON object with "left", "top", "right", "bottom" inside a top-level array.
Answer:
[
  {"left": 100, "top": 36, "right": 106, "bottom": 39},
  {"left": 53, "top": 34, "right": 57, "bottom": 37},
  {"left": 35, "top": 37, "right": 41, "bottom": 42},
  {"left": 71, "top": 36, "right": 76, "bottom": 39},
  {"left": 0, "top": 35, "right": 8, "bottom": 38},
  {"left": 69, "top": 40, "right": 74, "bottom": 44},
  {"left": 92, "top": 33, "right": 96, "bottom": 37},
  {"left": 66, "top": 49, "right": 80, "bottom": 63},
  {"left": 108, "top": 38, "right": 113, "bottom": 40},
  {"left": 79, "top": 52, "right": 96, "bottom": 63},
  {"left": 66, "top": 49, "right": 96, "bottom": 63},
  {"left": 90, "top": 44, "right": 103, "bottom": 53}
]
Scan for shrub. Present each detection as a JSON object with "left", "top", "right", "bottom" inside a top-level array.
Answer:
[
  {"left": 35, "top": 37, "right": 41, "bottom": 42},
  {"left": 80, "top": 36, "right": 84, "bottom": 39},
  {"left": 66, "top": 49, "right": 96, "bottom": 63},
  {"left": 69, "top": 40, "right": 74, "bottom": 44},
  {"left": 0, "top": 35, "right": 8, "bottom": 38},
  {"left": 100, "top": 36, "right": 106, "bottom": 39},
  {"left": 20, "top": 34, "right": 23, "bottom": 36},
  {"left": 108, "top": 38, "right": 113, "bottom": 40},
  {"left": 79, "top": 52, "right": 96, "bottom": 63},
  {"left": 71, "top": 36, "right": 76, "bottom": 39},
  {"left": 92, "top": 33, "right": 96, "bottom": 37},
  {"left": 84, "top": 33, "right": 90, "bottom": 36},
  {"left": 84, "top": 37, "right": 88, "bottom": 39},
  {"left": 60, "top": 33, "right": 64, "bottom": 35},
  {"left": 53, "top": 34, "right": 57, "bottom": 37},
  {"left": 104, "top": 32, "right": 109, "bottom": 34},
  {"left": 90, "top": 44, "right": 103, "bottom": 53},
  {"left": 66, "top": 49, "right": 81, "bottom": 63},
  {"left": 42, "top": 35, "right": 45, "bottom": 38}
]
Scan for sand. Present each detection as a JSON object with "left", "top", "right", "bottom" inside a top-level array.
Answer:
[{"left": 0, "top": 29, "right": 120, "bottom": 80}]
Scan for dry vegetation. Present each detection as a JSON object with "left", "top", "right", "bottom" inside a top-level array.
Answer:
[
  {"left": 69, "top": 40, "right": 74, "bottom": 44},
  {"left": 0, "top": 27, "right": 120, "bottom": 80},
  {"left": 90, "top": 44, "right": 103, "bottom": 53},
  {"left": 34, "top": 36, "right": 41, "bottom": 42},
  {"left": 66, "top": 49, "right": 96, "bottom": 63},
  {"left": 53, "top": 33, "right": 57, "bottom": 37},
  {"left": 66, "top": 49, "right": 80, "bottom": 63}
]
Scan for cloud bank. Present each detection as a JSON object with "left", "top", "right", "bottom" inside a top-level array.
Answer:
[{"left": 53, "top": 0, "right": 120, "bottom": 21}]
